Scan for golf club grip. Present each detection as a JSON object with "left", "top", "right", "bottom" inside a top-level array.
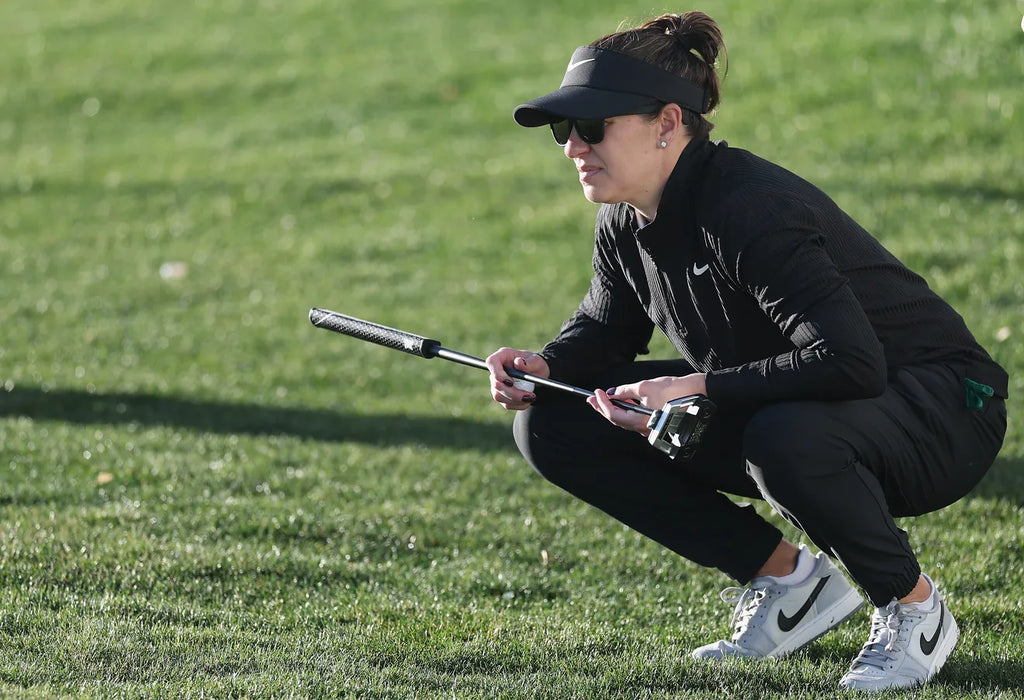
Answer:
[{"left": 309, "top": 308, "right": 440, "bottom": 359}]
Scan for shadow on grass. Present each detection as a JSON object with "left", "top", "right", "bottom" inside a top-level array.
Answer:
[
  {"left": 937, "top": 656, "right": 1024, "bottom": 696},
  {"left": 0, "top": 385, "right": 516, "bottom": 453}
]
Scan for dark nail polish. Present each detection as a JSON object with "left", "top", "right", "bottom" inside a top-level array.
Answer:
[
  {"left": 503, "top": 379, "right": 514, "bottom": 387},
  {"left": 523, "top": 394, "right": 536, "bottom": 403},
  {"left": 607, "top": 387, "right": 617, "bottom": 396}
]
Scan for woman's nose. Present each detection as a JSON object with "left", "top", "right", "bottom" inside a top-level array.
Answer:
[{"left": 563, "top": 129, "right": 589, "bottom": 157}]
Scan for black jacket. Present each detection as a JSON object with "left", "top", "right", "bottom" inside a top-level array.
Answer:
[{"left": 540, "top": 136, "right": 1008, "bottom": 407}]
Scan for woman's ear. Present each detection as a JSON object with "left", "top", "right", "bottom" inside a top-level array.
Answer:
[{"left": 658, "top": 103, "right": 685, "bottom": 146}]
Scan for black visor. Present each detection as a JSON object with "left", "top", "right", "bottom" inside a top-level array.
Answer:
[{"left": 513, "top": 46, "right": 709, "bottom": 127}]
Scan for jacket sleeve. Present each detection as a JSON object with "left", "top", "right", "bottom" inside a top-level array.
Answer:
[
  {"left": 704, "top": 197, "right": 887, "bottom": 406},
  {"left": 540, "top": 214, "right": 655, "bottom": 385}
]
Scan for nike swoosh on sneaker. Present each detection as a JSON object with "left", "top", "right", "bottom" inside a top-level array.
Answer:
[
  {"left": 566, "top": 58, "right": 596, "bottom": 72},
  {"left": 919, "top": 603, "right": 945, "bottom": 655},
  {"left": 777, "top": 575, "right": 830, "bottom": 632}
]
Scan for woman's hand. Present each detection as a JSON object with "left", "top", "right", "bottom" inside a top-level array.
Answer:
[
  {"left": 485, "top": 348, "right": 550, "bottom": 410},
  {"left": 587, "top": 373, "right": 707, "bottom": 435}
]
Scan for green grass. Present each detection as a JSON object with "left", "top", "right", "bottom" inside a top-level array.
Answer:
[{"left": 1, "top": 0, "right": 1023, "bottom": 697}]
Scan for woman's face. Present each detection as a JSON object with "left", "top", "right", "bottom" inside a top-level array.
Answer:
[{"left": 562, "top": 113, "right": 665, "bottom": 215}]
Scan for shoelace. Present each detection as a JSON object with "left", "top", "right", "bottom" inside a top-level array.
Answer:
[
  {"left": 720, "top": 584, "right": 770, "bottom": 640},
  {"left": 850, "top": 600, "right": 921, "bottom": 671}
]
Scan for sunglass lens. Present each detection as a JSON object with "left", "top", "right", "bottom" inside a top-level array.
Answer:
[
  {"left": 575, "top": 119, "right": 605, "bottom": 144},
  {"left": 550, "top": 120, "right": 572, "bottom": 145}
]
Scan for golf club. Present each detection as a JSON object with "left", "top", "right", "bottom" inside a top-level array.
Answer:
[
  {"left": 308, "top": 307, "right": 715, "bottom": 459},
  {"left": 308, "top": 307, "right": 649, "bottom": 413}
]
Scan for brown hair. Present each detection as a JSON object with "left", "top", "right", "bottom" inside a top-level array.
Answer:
[{"left": 590, "top": 11, "right": 727, "bottom": 140}]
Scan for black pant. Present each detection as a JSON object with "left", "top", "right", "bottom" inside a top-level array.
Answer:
[{"left": 513, "top": 360, "right": 1006, "bottom": 606}]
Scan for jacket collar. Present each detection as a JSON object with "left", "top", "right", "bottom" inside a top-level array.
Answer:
[{"left": 635, "top": 135, "right": 716, "bottom": 243}]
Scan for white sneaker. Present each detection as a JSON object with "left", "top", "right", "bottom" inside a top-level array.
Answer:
[
  {"left": 839, "top": 576, "right": 959, "bottom": 692},
  {"left": 692, "top": 548, "right": 864, "bottom": 660}
]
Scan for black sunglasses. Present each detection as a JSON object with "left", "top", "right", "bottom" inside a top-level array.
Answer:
[
  {"left": 549, "top": 103, "right": 666, "bottom": 146},
  {"left": 550, "top": 118, "right": 606, "bottom": 146}
]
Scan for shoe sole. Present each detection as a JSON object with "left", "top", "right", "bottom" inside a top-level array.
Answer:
[{"left": 769, "top": 586, "right": 865, "bottom": 658}]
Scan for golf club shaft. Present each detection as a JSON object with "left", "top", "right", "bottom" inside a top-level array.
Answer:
[
  {"left": 309, "top": 307, "right": 653, "bottom": 416},
  {"left": 433, "top": 347, "right": 653, "bottom": 415}
]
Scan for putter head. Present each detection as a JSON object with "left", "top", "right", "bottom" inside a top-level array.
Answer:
[{"left": 646, "top": 395, "right": 716, "bottom": 460}]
